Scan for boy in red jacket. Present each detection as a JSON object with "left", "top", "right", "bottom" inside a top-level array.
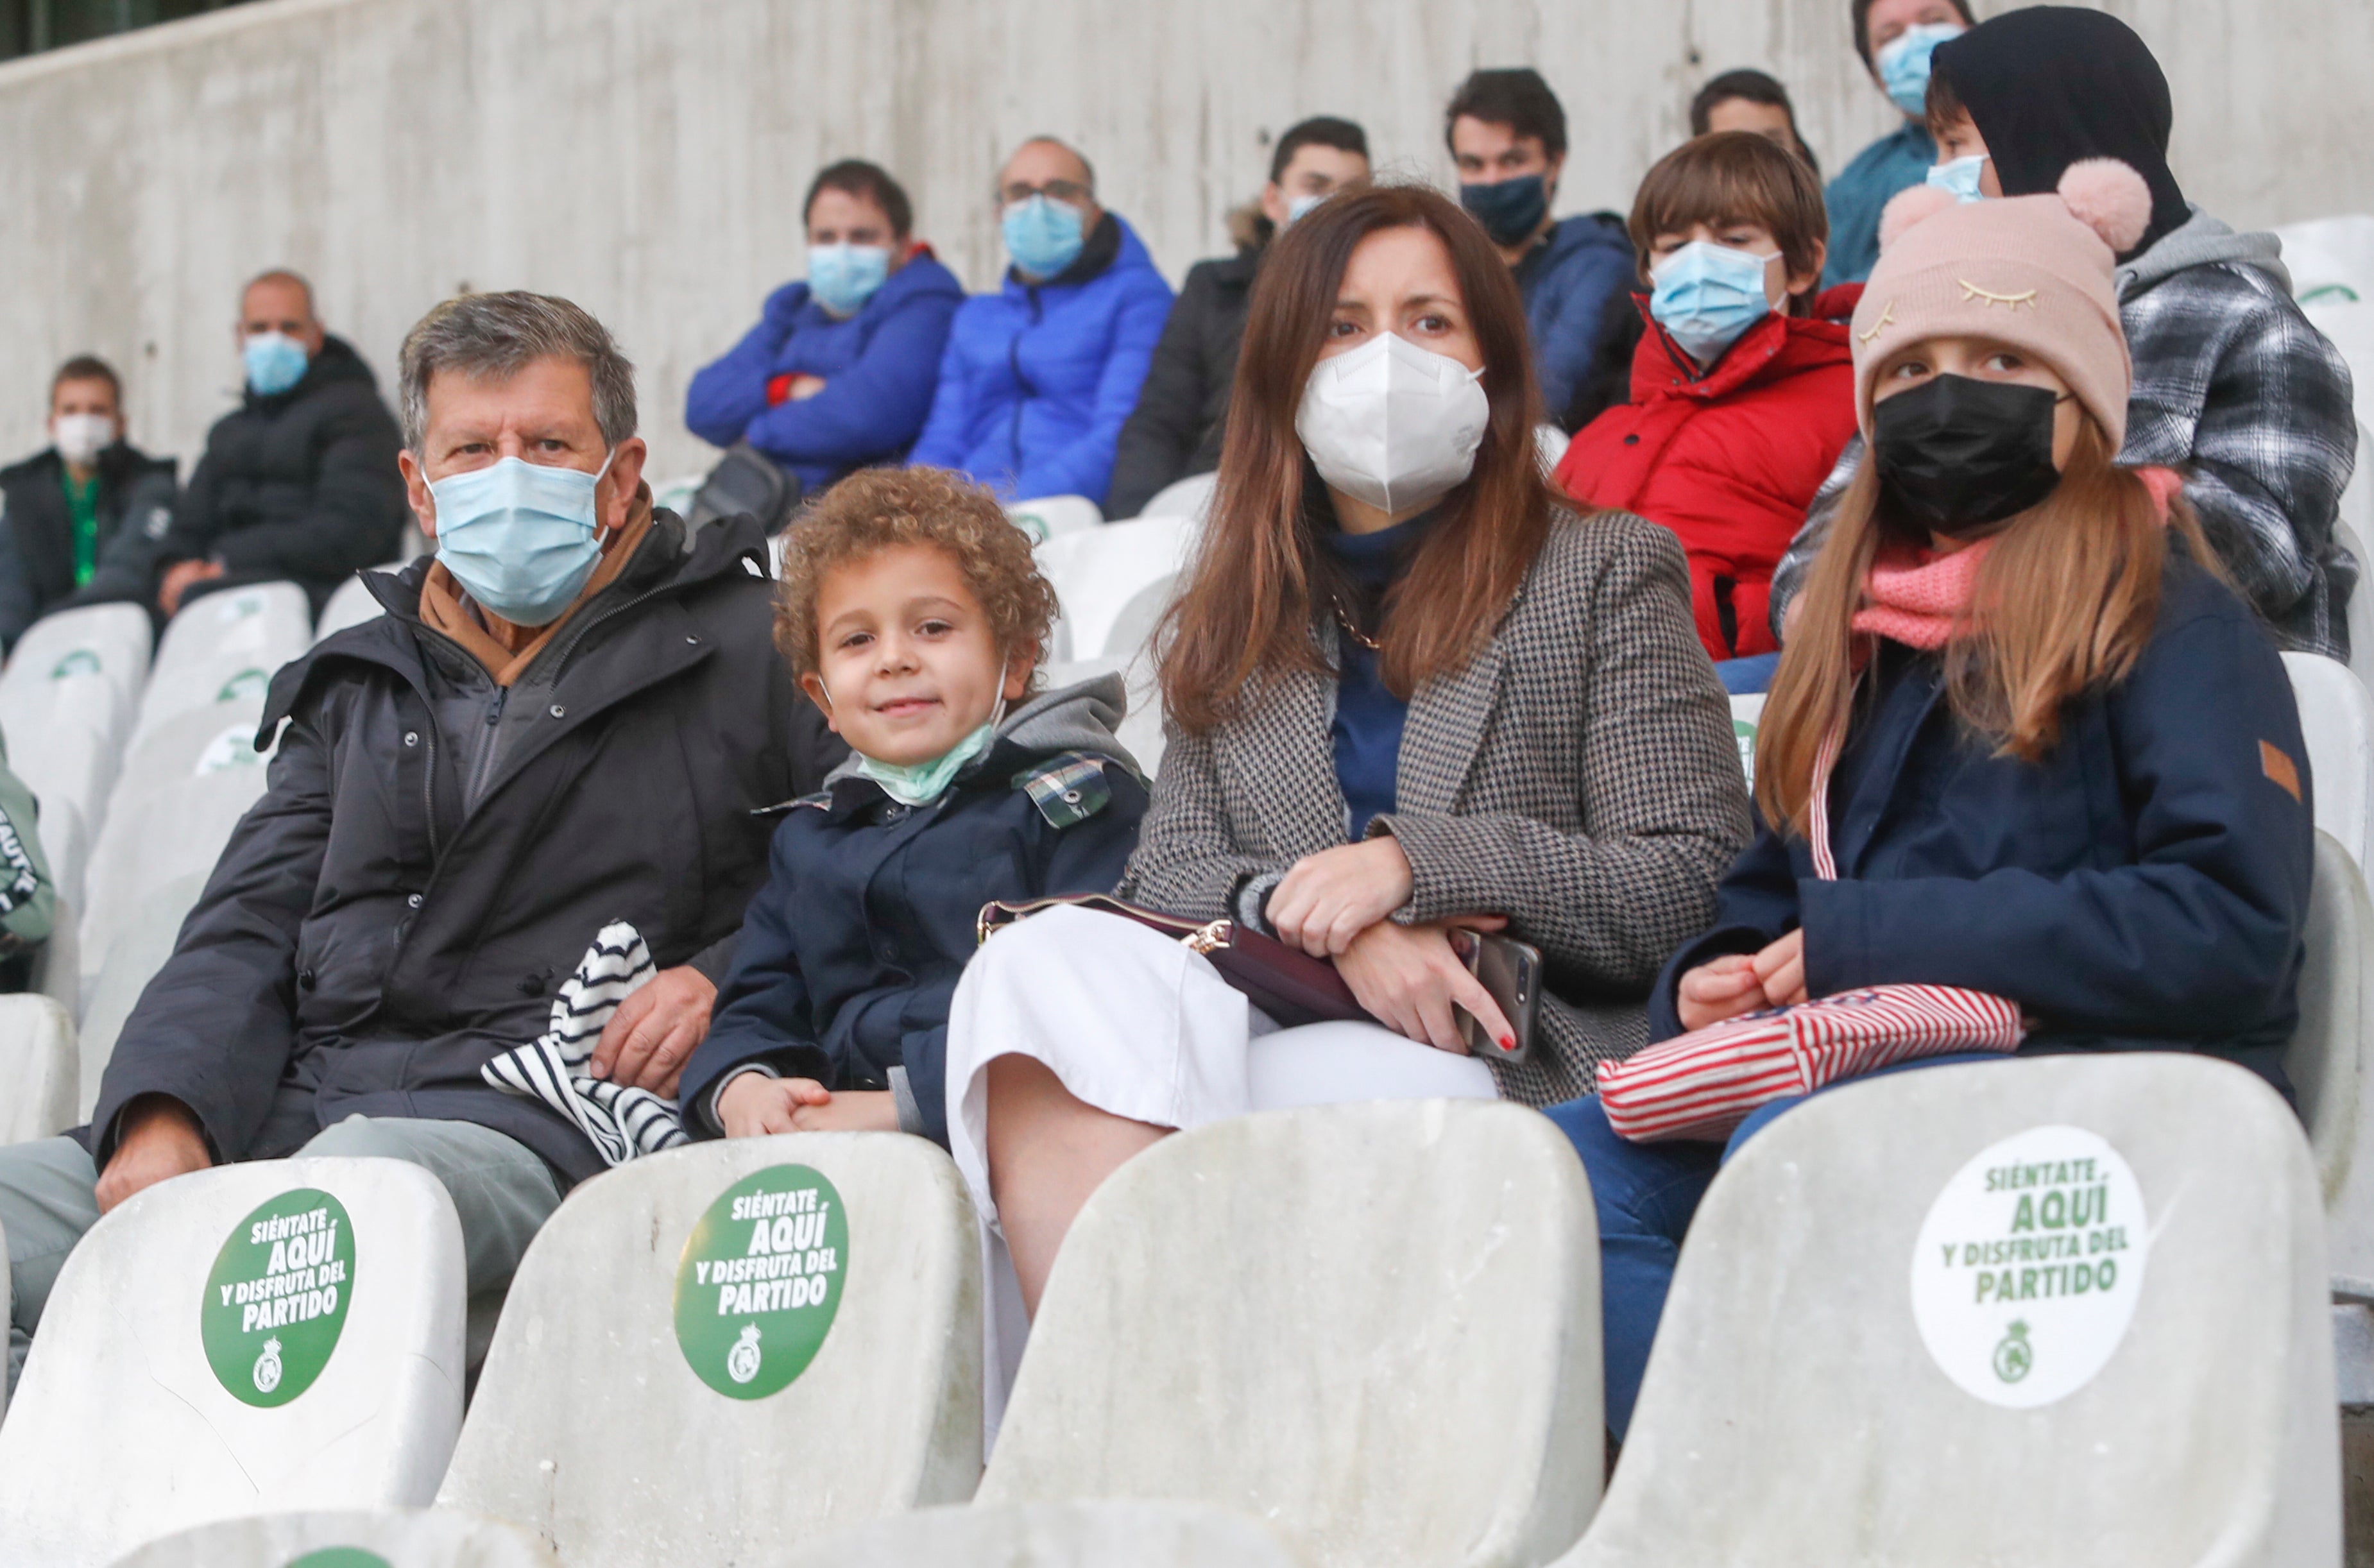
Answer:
[{"left": 1555, "top": 132, "right": 1861, "bottom": 669}]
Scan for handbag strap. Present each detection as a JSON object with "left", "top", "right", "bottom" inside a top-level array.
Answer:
[{"left": 1807, "top": 717, "right": 1845, "bottom": 883}]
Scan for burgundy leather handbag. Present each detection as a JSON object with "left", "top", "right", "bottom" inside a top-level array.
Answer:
[{"left": 977, "top": 894, "right": 1374, "bottom": 1028}]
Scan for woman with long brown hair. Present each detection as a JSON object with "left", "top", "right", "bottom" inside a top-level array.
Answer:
[
  {"left": 942, "top": 181, "right": 1748, "bottom": 1321},
  {"left": 1543, "top": 168, "right": 2315, "bottom": 1444}
]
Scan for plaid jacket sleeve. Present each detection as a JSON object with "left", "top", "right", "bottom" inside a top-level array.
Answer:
[{"left": 2122, "top": 264, "right": 2359, "bottom": 658}]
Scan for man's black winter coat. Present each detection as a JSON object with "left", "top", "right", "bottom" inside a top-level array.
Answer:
[
  {"left": 83, "top": 513, "right": 807, "bottom": 1188},
  {"left": 0, "top": 442, "right": 176, "bottom": 651},
  {"left": 159, "top": 334, "right": 407, "bottom": 611}
]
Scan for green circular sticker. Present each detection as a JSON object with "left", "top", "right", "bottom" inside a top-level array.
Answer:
[
  {"left": 286, "top": 1551, "right": 390, "bottom": 1568},
  {"left": 673, "top": 1164, "right": 848, "bottom": 1399},
  {"left": 200, "top": 1188, "right": 355, "bottom": 1407}
]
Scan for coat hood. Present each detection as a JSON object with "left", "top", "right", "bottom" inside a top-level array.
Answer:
[
  {"left": 2116, "top": 205, "right": 2291, "bottom": 298},
  {"left": 820, "top": 669, "right": 1142, "bottom": 792}
]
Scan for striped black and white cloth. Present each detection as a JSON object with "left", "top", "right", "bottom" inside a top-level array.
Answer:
[{"left": 481, "top": 921, "right": 690, "bottom": 1166}]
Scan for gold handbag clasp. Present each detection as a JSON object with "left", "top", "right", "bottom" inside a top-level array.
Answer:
[{"left": 1181, "top": 919, "right": 1231, "bottom": 955}]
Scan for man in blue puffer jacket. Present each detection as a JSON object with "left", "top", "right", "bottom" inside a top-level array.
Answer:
[
  {"left": 686, "top": 160, "right": 964, "bottom": 494},
  {"left": 909, "top": 137, "right": 1174, "bottom": 510}
]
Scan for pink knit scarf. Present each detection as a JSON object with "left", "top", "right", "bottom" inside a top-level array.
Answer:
[{"left": 1848, "top": 465, "right": 2182, "bottom": 650}]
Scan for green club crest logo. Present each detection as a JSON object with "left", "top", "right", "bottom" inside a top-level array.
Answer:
[
  {"left": 286, "top": 1551, "right": 392, "bottom": 1568},
  {"left": 200, "top": 1188, "right": 355, "bottom": 1408},
  {"left": 1992, "top": 1318, "right": 2033, "bottom": 1383},
  {"left": 1011, "top": 511, "right": 1052, "bottom": 543},
  {"left": 217, "top": 667, "right": 270, "bottom": 703},
  {"left": 1733, "top": 718, "right": 1758, "bottom": 788},
  {"left": 673, "top": 1164, "right": 848, "bottom": 1400},
  {"left": 49, "top": 649, "right": 99, "bottom": 679}
]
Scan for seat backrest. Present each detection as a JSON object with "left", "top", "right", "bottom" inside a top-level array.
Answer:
[
  {"left": 1005, "top": 495, "right": 1103, "bottom": 545},
  {"left": 1, "top": 601, "right": 151, "bottom": 712},
  {"left": 980, "top": 1100, "right": 1602, "bottom": 1568},
  {"left": 37, "top": 793, "right": 89, "bottom": 917},
  {"left": 32, "top": 893, "right": 79, "bottom": 1018},
  {"left": 107, "top": 1507, "right": 558, "bottom": 1568},
  {"left": 2293, "top": 831, "right": 2374, "bottom": 1296},
  {"left": 1729, "top": 692, "right": 1765, "bottom": 792},
  {"left": 1102, "top": 573, "right": 1179, "bottom": 663},
  {"left": 781, "top": 1502, "right": 1303, "bottom": 1568},
  {"left": 80, "top": 703, "right": 269, "bottom": 990},
  {"left": 2282, "top": 651, "right": 2372, "bottom": 869},
  {"left": 133, "top": 583, "right": 309, "bottom": 744},
  {"left": 2273, "top": 213, "right": 2374, "bottom": 306},
  {"left": 1036, "top": 656, "right": 1168, "bottom": 779},
  {"left": 0, "top": 994, "right": 76, "bottom": 1146},
  {"left": 1136, "top": 472, "right": 1218, "bottom": 523},
  {"left": 1034, "top": 515, "right": 1197, "bottom": 663},
  {"left": 0, "top": 659, "right": 137, "bottom": 844},
  {"left": 76, "top": 870, "right": 209, "bottom": 1117},
  {"left": 1533, "top": 422, "right": 1569, "bottom": 473},
  {"left": 311, "top": 570, "right": 397, "bottom": 643},
  {"left": 0, "top": 1156, "right": 468, "bottom": 1565},
  {"left": 437, "top": 1132, "right": 982, "bottom": 1566},
  {"left": 1564, "top": 1054, "right": 2336, "bottom": 1567}
]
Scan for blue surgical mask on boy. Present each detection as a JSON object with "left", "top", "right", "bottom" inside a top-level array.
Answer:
[
  {"left": 1649, "top": 241, "right": 1776, "bottom": 367},
  {"left": 808, "top": 243, "right": 892, "bottom": 317},
  {"left": 429, "top": 450, "right": 616, "bottom": 627},
  {"left": 1875, "top": 21, "right": 1965, "bottom": 119},
  {"left": 243, "top": 332, "right": 310, "bottom": 397},
  {"left": 1926, "top": 154, "right": 1990, "bottom": 203},
  {"left": 832, "top": 658, "right": 1011, "bottom": 808},
  {"left": 1003, "top": 196, "right": 1086, "bottom": 279}
]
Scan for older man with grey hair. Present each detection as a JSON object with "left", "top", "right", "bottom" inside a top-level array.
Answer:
[{"left": 0, "top": 291, "right": 828, "bottom": 1392}]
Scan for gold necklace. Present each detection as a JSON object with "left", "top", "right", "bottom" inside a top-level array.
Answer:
[{"left": 1331, "top": 595, "right": 1382, "bottom": 651}]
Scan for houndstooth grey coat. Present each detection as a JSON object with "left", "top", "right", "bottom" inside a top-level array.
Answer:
[{"left": 1120, "top": 507, "right": 1754, "bottom": 1105}]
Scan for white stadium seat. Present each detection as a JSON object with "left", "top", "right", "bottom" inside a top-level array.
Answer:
[
  {"left": 107, "top": 1508, "right": 559, "bottom": 1568},
  {"left": 132, "top": 582, "right": 308, "bottom": 744},
  {"left": 76, "top": 870, "right": 209, "bottom": 1117},
  {"left": 783, "top": 1502, "right": 1301, "bottom": 1568},
  {"left": 312, "top": 568, "right": 397, "bottom": 643},
  {"left": 1035, "top": 515, "right": 1195, "bottom": 662},
  {"left": 1136, "top": 472, "right": 1217, "bottom": 523},
  {"left": 2291, "top": 833, "right": 2374, "bottom": 1292},
  {"left": 1, "top": 601, "right": 151, "bottom": 713},
  {"left": 0, "top": 602, "right": 153, "bottom": 843},
  {"left": 651, "top": 473, "right": 705, "bottom": 520},
  {"left": 2283, "top": 652, "right": 2373, "bottom": 870},
  {"left": 1535, "top": 421, "right": 1569, "bottom": 473},
  {"left": 32, "top": 894, "right": 79, "bottom": 1018},
  {"left": 1005, "top": 495, "right": 1102, "bottom": 544},
  {"left": 438, "top": 1132, "right": 983, "bottom": 1566},
  {"left": 2304, "top": 300, "right": 2374, "bottom": 435},
  {"left": 36, "top": 792, "right": 89, "bottom": 917},
  {"left": 1729, "top": 692, "right": 1765, "bottom": 791},
  {"left": 79, "top": 701, "right": 270, "bottom": 997},
  {"left": 1555, "top": 1053, "right": 2336, "bottom": 1567},
  {"left": 980, "top": 1101, "right": 1603, "bottom": 1568},
  {"left": 0, "top": 994, "right": 75, "bottom": 1146},
  {"left": 1038, "top": 656, "right": 1166, "bottom": 778},
  {"left": 2275, "top": 214, "right": 2374, "bottom": 309},
  {"left": 0, "top": 1157, "right": 469, "bottom": 1566}
]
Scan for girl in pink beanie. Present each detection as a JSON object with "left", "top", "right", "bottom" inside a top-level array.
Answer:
[{"left": 1540, "top": 158, "right": 2317, "bottom": 1447}]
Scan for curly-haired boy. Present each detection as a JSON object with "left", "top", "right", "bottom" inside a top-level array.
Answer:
[{"left": 678, "top": 466, "right": 1149, "bottom": 1144}]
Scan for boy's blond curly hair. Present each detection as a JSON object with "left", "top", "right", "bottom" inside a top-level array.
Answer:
[{"left": 774, "top": 466, "right": 1060, "bottom": 687}]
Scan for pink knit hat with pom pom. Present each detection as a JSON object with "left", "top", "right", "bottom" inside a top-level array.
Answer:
[{"left": 1849, "top": 158, "right": 2152, "bottom": 447}]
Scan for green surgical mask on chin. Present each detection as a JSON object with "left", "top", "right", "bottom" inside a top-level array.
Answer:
[{"left": 832, "top": 656, "right": 1010, "bottom": 808}]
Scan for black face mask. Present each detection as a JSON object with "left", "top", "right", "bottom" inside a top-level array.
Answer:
[
  {"left": 1459, "top": 174, "right": 1550, "bottom": 248},
  {"left": 1870, "top": 373, "right": 2065, "bottom": 537}
]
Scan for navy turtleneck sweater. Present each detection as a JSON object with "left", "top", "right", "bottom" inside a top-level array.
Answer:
[{"left": 1319, "top": 510, "right": 1435, "bottom": 838}]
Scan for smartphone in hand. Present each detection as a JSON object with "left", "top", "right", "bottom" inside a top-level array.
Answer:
[{"left": 1457, "top": 930, "right": 1542, "bottom": 1064}]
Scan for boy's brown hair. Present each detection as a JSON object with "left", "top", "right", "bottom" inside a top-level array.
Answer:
[
  {"left": 774, "top": 466, "right": 1059, "bottom": 687},
  {"left": 1627, "top": 130, "right": 1830, "bottom": 315}
]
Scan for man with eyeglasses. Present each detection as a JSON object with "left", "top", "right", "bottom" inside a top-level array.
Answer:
[{"left": 909, "top": 137, "right": 1174, "bottom": 513}]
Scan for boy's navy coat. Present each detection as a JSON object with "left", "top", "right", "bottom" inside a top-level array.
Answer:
[
  {"left": 1656, "top": 558, "right": 2314, "bottom": 1091},
  {"left": 681, "top": 676, "right": 1149, "bottom": 1143}
]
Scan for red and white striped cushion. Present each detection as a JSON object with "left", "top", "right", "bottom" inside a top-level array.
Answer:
[{"left": 1596, "top": 985, "right": 2024, "bottom": 1143}]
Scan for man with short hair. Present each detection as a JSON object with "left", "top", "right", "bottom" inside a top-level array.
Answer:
[
  {"left": 153, "top": 269, "right": 408, "bottom": 618},
  {"left": 909, "top": 137, "right": 1174, "bottom": 509},
  {"left": 1446, "top": 68, "right": 1637, "bottom": 428},
  {"left": 1820, "top": 0, "right": 1976, "bottom": 286},
  {"left": 0, "top": 291, "right": 816, "bottom": 1392},
  {"left": 0, "top": 357, "right": 175, "bottom": 651},
  {"left": 1108, "top": 115, "right": 1371, "bottom": 518}
]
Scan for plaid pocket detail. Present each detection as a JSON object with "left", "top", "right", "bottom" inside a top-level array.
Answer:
[{"left": 1018, "top": 751, "right": 1113, "bottom": 828}]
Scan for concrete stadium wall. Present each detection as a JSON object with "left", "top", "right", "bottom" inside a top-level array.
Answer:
[{"left": 0, "top": 0, "right": 2367, "bottom": 483}]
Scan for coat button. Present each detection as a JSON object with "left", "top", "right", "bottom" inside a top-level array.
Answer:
[
  {"left": 685, "top": 635, "right": 700, "bottom": 645},
  {"left": 299, "top": 968, "right": 317, "bottom": 991},
  {"left": 1623, "top": 434, "right": 1640, "bottom": 446},
  {"left": 406, "top": 892, "right": 423, "bottom": 908},
  {"left": 1062, "top": 788, "right": 1082, "bottom": 803},
  {"left": 520, "top": 973, "right": 548, "bottom": 996},
  {"left": 549, "top": 704, "right": 566, "bottom": 719},
  {"left": 403, "top": 731, "right": 419, "bottom": 747}
]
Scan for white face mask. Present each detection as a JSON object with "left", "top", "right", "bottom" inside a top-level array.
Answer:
[
  {"left": 51, "top": 413, "right": 114, "bottom": 466},
  {"left": 1294, "top": 332, "right": 1490, "bottom": 516}
]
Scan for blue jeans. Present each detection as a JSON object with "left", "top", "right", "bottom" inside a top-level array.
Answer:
[{"left": 1543, "top": 1052, "right": 2010, "bottom": 1439}]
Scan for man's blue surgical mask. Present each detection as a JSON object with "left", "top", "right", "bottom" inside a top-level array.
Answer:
[
  {"left": 1286, "top": 191, "right": 1329, "bottom": 226},
  {"left": 244, "top": 332, "right": 310, "bottom": 398},
  {"left": 1926, "top": 154, "right": 1990, "bottom": 203},
  {"left": 1875, "top": 22, "right": 1965, "bottom": 119},
  {"left": 429, "top": 451, "right": 615, "bottom": 627},
  {"left": 1649, "top": 241, "right": 1776, "bottom": 367},
  {"left": 1459, "top": 174, "right": 1550, "bottom": 248},
  {"left": 1003, "top": 196, "right": 1086, "bottom": 280},
  {"left": 808, "top": 243, "right": 892, "bottom": 317}
]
